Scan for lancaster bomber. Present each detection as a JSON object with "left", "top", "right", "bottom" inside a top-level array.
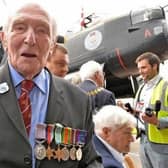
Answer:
[{"left": 62, "top": 5, "right": 168, "bottom": 98}]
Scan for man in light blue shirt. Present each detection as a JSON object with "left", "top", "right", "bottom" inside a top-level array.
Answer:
[{"left": 0, "top": 2, "right": 103, "bottom": 168}]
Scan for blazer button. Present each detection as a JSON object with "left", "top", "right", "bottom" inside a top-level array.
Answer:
[{"left": 24, "top": 155, "right": 32, "bottom": 166}]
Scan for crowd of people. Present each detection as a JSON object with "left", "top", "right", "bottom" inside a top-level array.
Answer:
[{"left": 0, "top": 2, "right": 168, "bottom": 168}]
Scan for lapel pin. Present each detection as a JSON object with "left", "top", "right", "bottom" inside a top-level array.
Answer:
[{"left": 0, "top": 82, "right": 9, "bottom": 94}]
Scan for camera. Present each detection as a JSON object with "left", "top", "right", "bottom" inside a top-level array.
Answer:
[
  {"left": 125, "top": 103, "right": 134, "bottom": 114},
  {"left": 145, "top": 107, "right": 153, "bottom": 117},
  {"left": 145, "top": 100, "right": 161, "bottom": 117}
]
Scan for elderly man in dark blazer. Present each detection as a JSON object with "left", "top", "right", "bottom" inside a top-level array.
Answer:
[
  {"left": 93, "top": 105, "right": 136, "bottom": 168},
  {"left": 0, "top": 3, "right": 102, "bottom": 168},
  {"left": 79, "top": 60, "right": 116, "bottom": 113}
]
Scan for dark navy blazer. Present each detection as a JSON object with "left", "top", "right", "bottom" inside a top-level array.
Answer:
[
  {"left": 93, "top": 135, "right": 124, "bottom": 168},
  {"left": 79, "top": 80, "right": 116, "bottom": 111}
]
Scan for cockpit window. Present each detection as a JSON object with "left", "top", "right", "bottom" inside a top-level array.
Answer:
[
  {"left": 164, "top": 5, "right": 168, "bottom": 21},
  {"left": 131, "top": 7, "right": 165, "bottom": 25}
]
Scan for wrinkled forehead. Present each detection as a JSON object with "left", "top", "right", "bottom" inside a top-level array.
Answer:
[
  {"left": 17, "top": 4, "right": 50, "bottom": 20},
  {"left": 18, "top": 4, "right": 50, "bottom": 24},
  {"left": 7, "top": 4, "right": 52, "bottom": 31},
  {"left": 12, "top": 13, "right": 51, "bottom": 27}
]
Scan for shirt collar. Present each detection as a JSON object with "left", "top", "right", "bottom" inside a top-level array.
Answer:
[
  {"left": 97, "top": 135, "right": 124, "bottom": 164},
  {"left": 9, "top": 63, "right": 47, "bottom": 94},
  {"left": 145, "top": 74, "right": 162, "bottom": 87}
]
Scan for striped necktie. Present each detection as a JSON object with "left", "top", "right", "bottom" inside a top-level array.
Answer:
[{"left": 18, "top": 80, "right": 34, "bottom": 135}]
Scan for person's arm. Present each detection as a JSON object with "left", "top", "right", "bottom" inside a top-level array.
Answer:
[
  {"left": 157, "top": 117, "right": 168, "bottom": 129},
  {"left": 141, "top": 112, "right": 168, "bottom": 129},
  {"left": 158, "top": 88, "right": 168, "bottom": 129},
  {"left": 104, "top": 90, "right": 116, "bottom": 105},
  {"left": 141, "top": 90, "right": 168, "bottom": 129},
  {"left": 110, "top": 91, "right": 116, "bottom": 105}
]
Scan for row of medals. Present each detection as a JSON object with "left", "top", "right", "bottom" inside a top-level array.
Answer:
[{"left": 35, "top": 143, "right": 82, "bottom": 161}]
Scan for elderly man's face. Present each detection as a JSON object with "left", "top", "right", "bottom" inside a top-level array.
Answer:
[
  {"left": 106, "top": 125, "right": 134, "bottom": 153},
  {"left": 5, "top": 4, "right": 53, "bottom": 79}
]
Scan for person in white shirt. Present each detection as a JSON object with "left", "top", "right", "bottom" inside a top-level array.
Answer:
[{"left": 133, "top": 52, "right": 168, "bottom": 168}]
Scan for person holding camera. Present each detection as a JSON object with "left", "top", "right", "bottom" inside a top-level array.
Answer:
[{"left": 133, "top": 52, "right": 168, "bottom": 168}]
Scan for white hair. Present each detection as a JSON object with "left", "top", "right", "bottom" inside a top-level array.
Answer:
[
  {"left": 79, "top": 60, "right": 103, "bottom": 81},
  {"left": 93, "top": 105, "right": 136, "bottom": 134},
  {"left": 3, "top": 2, "right": 57, "bottom": 43}
]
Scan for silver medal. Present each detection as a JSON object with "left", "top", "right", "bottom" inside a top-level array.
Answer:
[
  {"left": 34, "top": 144, "right": 46, "bottom": 160},
  {"left": 61, "top": 147, "right": 69, "bottom": 161},
  {"left": 76, "top": 147, "right": 82, "bottom": 161}
]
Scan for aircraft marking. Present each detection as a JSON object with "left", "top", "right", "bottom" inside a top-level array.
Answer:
[
  {"left": 84, "top": 30, "right": 102, "bottom": 50},
  {"left": 144, "top": 29, "right": 152, "bottom": 38},
  {"left": 115, "top": 48, "right": 128, "bottom": 71}
]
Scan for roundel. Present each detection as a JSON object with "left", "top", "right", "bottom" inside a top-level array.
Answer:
[{"left": 84, "top": 30, "right": 102, "bottom": 50}]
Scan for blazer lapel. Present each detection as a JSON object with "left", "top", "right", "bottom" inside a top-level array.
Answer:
[
  {"left": 45, "top": 75, "right": 65, "bottom": 124},
  {"left": 0, "top": 63, "right": 29, "bottom": 142},
  {"left": 36, "top": 77, "right": 67, "bottom": 168}
]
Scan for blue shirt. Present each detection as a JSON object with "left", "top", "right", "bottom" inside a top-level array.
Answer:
[{"left": 9, "top": 63, "right": 50, "bottom": 168}]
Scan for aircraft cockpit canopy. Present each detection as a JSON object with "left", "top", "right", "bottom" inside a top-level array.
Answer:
[{"left": 131, "top": 6, "right": 165, "bottom": 25}]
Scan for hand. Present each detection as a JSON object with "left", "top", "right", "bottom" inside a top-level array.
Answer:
[
  {"left": 117, "top": 100, "right": 126, "bottom": 109},
  {"left": 141, "top": 113, "right": 159, "bottom": 126}
]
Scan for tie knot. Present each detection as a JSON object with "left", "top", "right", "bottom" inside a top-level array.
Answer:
[{"left": 21, "top": 80, "right": 34, "bottom": 92}]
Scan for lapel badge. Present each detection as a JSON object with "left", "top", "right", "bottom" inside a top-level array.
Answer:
[{"left": 0, "top": 82, "right": 9, "bottom": 94}]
